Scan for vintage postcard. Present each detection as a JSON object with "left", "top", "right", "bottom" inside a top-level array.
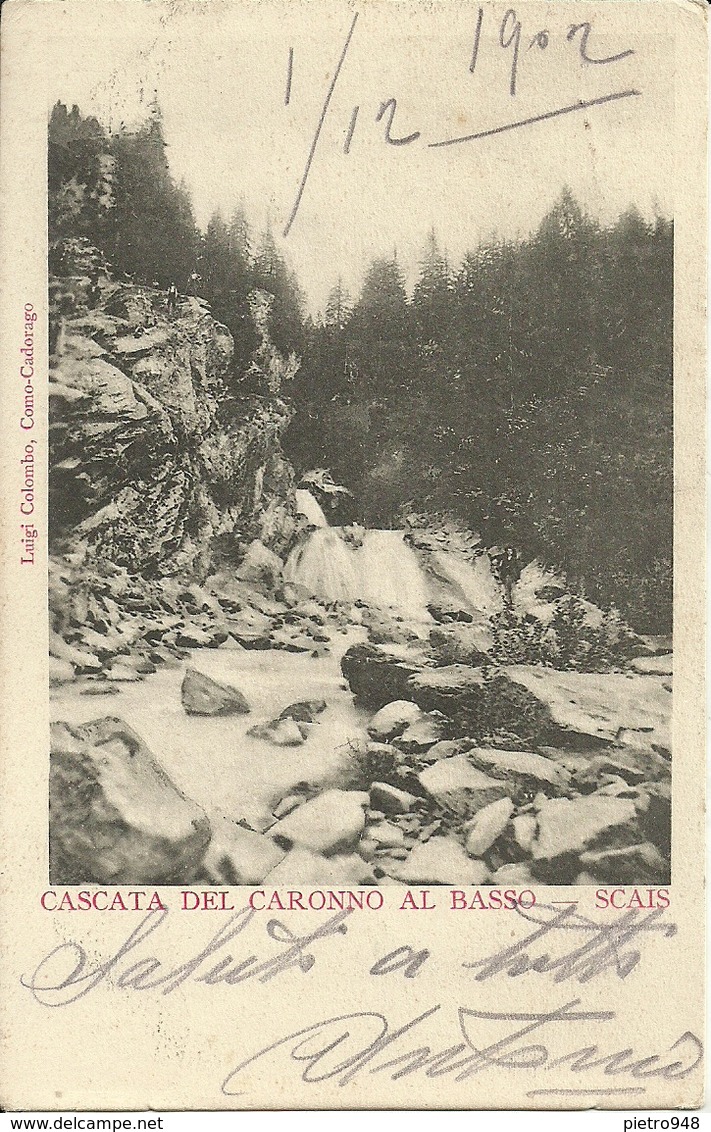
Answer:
[{"left": 0, "top": 0, "right": 706, "bottom": 1112}]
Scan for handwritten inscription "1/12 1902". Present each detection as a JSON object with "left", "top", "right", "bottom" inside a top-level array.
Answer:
[{"left": 283, "top": 8, "right": 638, "bottom": 235}]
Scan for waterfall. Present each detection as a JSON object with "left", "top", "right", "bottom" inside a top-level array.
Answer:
[
  {"left": 285, "top": 501, "right": 505, "bottom": 621},
  {"left": 285, "top": 527, "right": 432, "bottom": 619},
  {"left": 295, "top": 488, "right": 329, "bottom": 528}
]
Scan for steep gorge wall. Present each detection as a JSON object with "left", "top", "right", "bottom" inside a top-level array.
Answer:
[{"left": 49, "top": 238, "right": 297, "bottom": 579}]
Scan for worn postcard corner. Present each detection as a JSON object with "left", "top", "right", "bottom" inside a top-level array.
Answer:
[{"left": 0, "top": 0, "right": 706, "bottom": 1113}]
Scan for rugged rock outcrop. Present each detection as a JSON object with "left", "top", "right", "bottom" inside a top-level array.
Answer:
[{"left": 50, "top": 238, "right": 297, "bottom": 578}]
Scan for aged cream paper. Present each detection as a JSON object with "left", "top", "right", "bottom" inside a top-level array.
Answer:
[{"left": 0, "top": 0, "right": 706, "bottom": 1112}]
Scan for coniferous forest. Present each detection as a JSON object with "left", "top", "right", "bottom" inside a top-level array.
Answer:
[{"left": 49, "top": 98, "right": 672, "bottom": 633}]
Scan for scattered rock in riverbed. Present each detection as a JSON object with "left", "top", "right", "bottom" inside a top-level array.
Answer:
[
  {"left": 79, "top": 680, "right": 121, "bottom": 696},
  {"left": 383, "top": 837, "right": 489, "bottom": 884},
  {"left": 181, "top": 667, "right": 251, "bottom": 716},
  {"left": 262, "top": 847, "right": 376, "bottom": 885},
  {"left": 427, "top": 603, "right": 473, "bottom": 624},
  {"left": 512, "top": 813, "right": 537, "bottom": 853},
  {"left": 393, "top": 712, "right": 449, "bottom": 754},
  {"left": 367, "top": 700, "right": 426, "bottom": 742},
  {"left": 420, "top": 740, "right": 463, "bottom": 762},
  {"left": 50, "top": 631, "right": 102, "bottom": 673},
  {"left": 269, "top": 627, "right": 315, "bottom": 653},
  {"left": 418, "top": 757, "right": 510, "bottom": 818},
  {"left": 105, "top": 659, "right": 143, "bottom": 682},
  {"left": 247, "top": 717, "right": 308, "bottom": 746},
  {"left": 531, "top": 793, "right": 638, "bottom": 860},
  {"left": 492, "top": 862, "right": 534, "bottom": 884},
  {"left": 368, "top": 820, "right": 407, "bottom": 849},
  {"left": 268, "top": 789, "right": 370, "bottom": 854},
  {"left": 279, "top": 699, "right": 327, "bottom": 723},
  {"left": 578, "top": 841, "right": 668, "bottom": 884},
  {"left": 463, "top": 797, "right": 515, "bottom": 857},
  {"left": 369, "top": 782, "right": 419, "bottom": 815},
  {"left": 464, "top": 746, "right": 571, "bottom": 790}
]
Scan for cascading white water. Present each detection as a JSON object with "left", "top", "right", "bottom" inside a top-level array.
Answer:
[
  {"left": 285, "top": 527, "right": 432, "bottom": 619},
  {"left": 286, "top": 490, "right": 508, "bottom": 620},
  {"left": 294, "top": 488, "right": 329, "bottom": 528}
]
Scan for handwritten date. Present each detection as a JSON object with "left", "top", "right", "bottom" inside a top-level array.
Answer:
[{"left": 283, "top": 7, "right": 638, "bottom": 234}]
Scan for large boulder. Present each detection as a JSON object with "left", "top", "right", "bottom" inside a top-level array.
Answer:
[
  {"left": 268, "top": 790, "right": 369, "bottom": 854},
  {"left": 50, "top": 716, "right": 211, "bottom": 884},
  {"left": 341, "top": 642, "right": 429, "bottom": 709},
  {"left": 531, "top": 793, "right": 638, "bottom": 860},
  {"left": 506, "top": 666, "right": 671, "bottom": 756},
  {"left": 181, "top": 667, "right": 251, "bottom": 716},
  {"left": 408, "top": 664, "right": 487, "bottom": 715}
]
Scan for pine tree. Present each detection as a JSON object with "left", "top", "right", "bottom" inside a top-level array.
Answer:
[
  {"left": 324, "top": 278, "right": 352, "bottom": 330},
  {"left": 108, "top": 103, "right": 198, "bottom": 288}
]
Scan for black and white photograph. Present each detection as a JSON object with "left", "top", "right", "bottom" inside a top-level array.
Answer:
[{"left": 46, "top": 0, "right": 674, "bottom": 891}]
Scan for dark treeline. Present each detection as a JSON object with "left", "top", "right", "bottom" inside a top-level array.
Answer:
[
  {"left": 48, "top": 101, "right": 672, "bottom": 632},
  {"left": 286, "top": 204, "right": 673, "bottom": 632},
  {"left": 48, "top": 101, "right": 304, "bottom": 383}
]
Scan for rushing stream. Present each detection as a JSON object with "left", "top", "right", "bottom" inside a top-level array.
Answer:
[
  {"left": 51, "top": 630, "right": 370, "bottom": 831},
  {"left": 51, "top": 494, "right": 508, "bottom": 834}
]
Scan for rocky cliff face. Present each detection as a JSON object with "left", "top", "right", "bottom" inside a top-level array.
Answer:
[{"left": 49, "top": 238, "right": 297, "bottom": 578}]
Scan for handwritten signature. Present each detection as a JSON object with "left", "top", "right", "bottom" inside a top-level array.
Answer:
[{"left": 221, "top": 999, "right": 702, "bottom": 1096}]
